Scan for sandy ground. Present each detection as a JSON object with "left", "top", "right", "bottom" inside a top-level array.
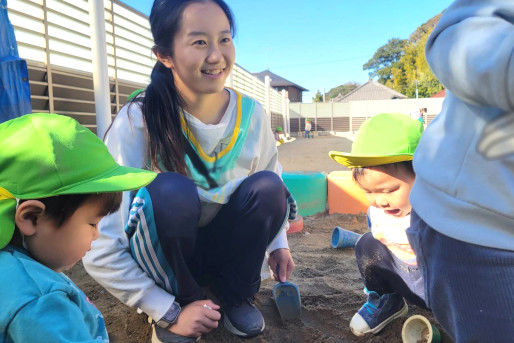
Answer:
[{"left": 67, "top": 135, "right": 449, "bottom": 343}]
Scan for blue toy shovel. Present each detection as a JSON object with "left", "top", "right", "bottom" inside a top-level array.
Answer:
[{"left": 272, "top": 267, "right": 301, "bottom": 321}]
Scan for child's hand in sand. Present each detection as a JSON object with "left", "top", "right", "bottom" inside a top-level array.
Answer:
[
  {"left": 169, "top": 300, "right": 220, "bottom": 338},
  {"left": 269, "top": 248, "right": 295, "bottom": 282}
]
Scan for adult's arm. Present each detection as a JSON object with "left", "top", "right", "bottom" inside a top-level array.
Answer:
[
  {"left": 252, "top": 103, "right": 289, "bottom": 252},
  {"left": 426, "top": 0, "right": 514, "bottom": 111},
  {"left": 82, "top": 104, "right": 175, "bottom": 322}
]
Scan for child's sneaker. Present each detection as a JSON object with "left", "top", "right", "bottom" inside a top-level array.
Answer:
[
  {"left": 350, "top": 290, "right": 408, "bottom": 336},
  {"left": 223, "top": 297, "right": 265, "bottom": 337}
]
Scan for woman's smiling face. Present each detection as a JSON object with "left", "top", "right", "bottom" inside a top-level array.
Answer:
[{"left": 164, "top": 1, "right": 235, "bottom": 97}]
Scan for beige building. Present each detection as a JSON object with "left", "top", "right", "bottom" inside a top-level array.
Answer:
[
  {"left": 333, "top": 80, "right": 407, "bottom": 103},
  {"left": 253, "top": 70, "right": 308, "bottom": 102}
]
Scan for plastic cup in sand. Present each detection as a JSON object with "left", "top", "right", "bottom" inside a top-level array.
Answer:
[
  {"left": 331, "top": 226, "right": 361, "bottom": 249},
  {"left": 402, "top": 315, "right": 441, "bottom": 343}
]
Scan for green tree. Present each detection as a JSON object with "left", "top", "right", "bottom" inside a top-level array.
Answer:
[
  {"left": 363, "top": 38, "right": 408, "bottom": 84},
  {"left": 409, "top": 13, "right": 442, "bottom": 43},
  {"left": 390, "top": 31, "right": 443, "bottom": 97},
  {"left": 312, "top": 90, "right": 323, "bottom": 102},
  {"left": 365, "top": 14, "right": 444, "bottom": 98},
  {"left": 325, "top": 82, "right": 360, "bottom": 101}
]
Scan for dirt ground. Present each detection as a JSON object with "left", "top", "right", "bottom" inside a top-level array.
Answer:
[{"left": 67, "top": 135, "right": 449, "bottom": 343}]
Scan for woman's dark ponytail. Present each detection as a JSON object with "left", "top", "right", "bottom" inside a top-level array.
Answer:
[{"left": 142, "top": 60, "right": 187, "bottom": 174}]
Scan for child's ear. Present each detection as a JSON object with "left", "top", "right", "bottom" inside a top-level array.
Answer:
[{"left": 15, "top": 200, "right": 46, "bottom": 236}]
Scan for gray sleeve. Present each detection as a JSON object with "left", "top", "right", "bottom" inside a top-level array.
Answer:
[{"left": 425, "top": 0, "right": 514, "bottom": 111}]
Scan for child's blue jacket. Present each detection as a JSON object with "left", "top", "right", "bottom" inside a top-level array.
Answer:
[{"left": 0, "top": 246, "right": 108, "bottom": 343}]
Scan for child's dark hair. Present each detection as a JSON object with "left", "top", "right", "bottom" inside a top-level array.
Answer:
[
  {"left": 25, "top": 192, "right": 122, "bottom": 226},
  {"left": 11, "top": 192, "right": 122, "bottom": 247},
  {"left": 352, "top": 161, "right": 414, "bottom": 182},
  {"left": 139, "top": 0, "right": 235, "bottom": 174}
]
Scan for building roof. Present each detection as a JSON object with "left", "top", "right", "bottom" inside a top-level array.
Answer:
[
  {"left": 334, "top": 80, "right": 407, "bottom": 103},
  {"left": 252, "top": 70, "right": 308, "bottom": 92},
  {"left": 431, "top": 89, "right": 446, "bottom": 98}
]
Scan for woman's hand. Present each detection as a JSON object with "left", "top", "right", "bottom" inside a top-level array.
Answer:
[
  {"left": 169, "top": 300, "right": 220, "bottom": 338},
  {"left": 268, "top": 248, "right": 295, "bottom": 282}
]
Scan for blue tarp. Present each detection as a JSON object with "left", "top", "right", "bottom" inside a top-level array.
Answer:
[{"left": 0, "top": 0, "right": 31, "bottom": 124}]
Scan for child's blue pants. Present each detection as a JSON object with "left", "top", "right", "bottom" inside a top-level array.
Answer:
[
  {"left": 355, "top": 232, "right": 426, "bottom": 308},
  {"left": 408, "top": 211, "right": 514, "bottom": 342}
]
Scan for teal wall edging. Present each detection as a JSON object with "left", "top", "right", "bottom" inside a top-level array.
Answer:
[{"left": 282, "top": 172, "right": 327, "bottom": 217}]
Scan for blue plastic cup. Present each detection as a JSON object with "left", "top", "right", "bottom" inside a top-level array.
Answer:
[{"left": 331, "top": 226, "right": 361, "bottom": 248}]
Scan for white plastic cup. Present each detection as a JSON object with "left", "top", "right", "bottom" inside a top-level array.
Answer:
[
  {"left": 402, "top": 315, "right": 441, "bottom": 343},
  {"left": 330, "top": 226, "right": 361, "bottom": 248}
]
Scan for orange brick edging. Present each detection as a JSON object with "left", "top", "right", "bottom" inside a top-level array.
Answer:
[
  {"left": 327, "top": 171, "right": 369, "bottom": 215},
  {"left": 287, "top": 215, "right": 303, "bottom": 234}
]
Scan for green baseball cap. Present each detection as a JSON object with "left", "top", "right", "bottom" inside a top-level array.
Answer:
[
  {"left": 0, "top": 113, "right": 156, "bottom": 248},
  {"left": 329, "top": 113, "right": 423, "bottom": 168}
]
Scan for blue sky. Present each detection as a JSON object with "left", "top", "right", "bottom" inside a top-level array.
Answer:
[{"left": 121, "top": 0, "right": 452, "bottom": 101}]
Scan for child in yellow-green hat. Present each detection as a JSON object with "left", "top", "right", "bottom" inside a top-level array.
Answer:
[
  {"left": 329, "top": 113, "right": 427, "bottom": 337},
  {"left": 274, "top": 126, "right": 285, "bottom": 145},
  {"left": 0, "top": 113, "right": 156, "bottom": 342}
]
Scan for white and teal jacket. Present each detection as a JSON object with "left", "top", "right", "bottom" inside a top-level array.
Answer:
[
  {"left": 83, "top": 89, "right": 289, "bottom": 322},
  {"left": 411, "top": 0, "right": 514, "bottom": 251}
]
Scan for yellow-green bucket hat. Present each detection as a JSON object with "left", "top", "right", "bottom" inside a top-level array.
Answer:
[
  {"left": 0, "top": 113, "right": 156, "bottom": 249},
  {"left": 329, "top": 113, "right": 423, "bottom": 168}
]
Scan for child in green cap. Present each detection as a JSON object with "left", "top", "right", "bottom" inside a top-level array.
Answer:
[
  {"left": 329, "top": 113, "right": 426, "bottom": 337},
  {"left": 275, "top": 126, "right": 285, "bottom": 145},
  {"left": 0, "top": 113, "right": 156, "bottom": 342}
]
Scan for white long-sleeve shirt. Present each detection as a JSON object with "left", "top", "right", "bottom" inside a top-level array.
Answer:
[{"left": 83, "top": 89, "right": 289, "bottom": 321}]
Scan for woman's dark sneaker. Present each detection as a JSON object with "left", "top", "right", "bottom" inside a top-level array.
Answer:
[{"left": 222, "top": 298, "right": 265, "bottom": 337}]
